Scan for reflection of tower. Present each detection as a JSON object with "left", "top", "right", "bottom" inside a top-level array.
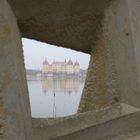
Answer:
[
  {"left": 73, "top": 79, "right": 79, "bottom": 94},
  {"left": 53, "top": 92, "right": 56, "bottom": 118},
  {"left": 42, "top": 81, "right": 48, "bottom": 94},
  {"left": 43, "top": 89, "right": 48, "bottom": 94}
]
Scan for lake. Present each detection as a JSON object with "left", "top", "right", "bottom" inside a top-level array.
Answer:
[{"left": 27, "top": 78, "right": 85, "bottom": 118}]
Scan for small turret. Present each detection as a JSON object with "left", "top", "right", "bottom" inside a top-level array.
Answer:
[
  {"left": 67, "top": 58, "right": 73, "bottom": 65},
  {"left": 43, "top": 58, "right": 49, "bottom": 65},
  {"left": 74, "top": 60, "right": 80, "bottom": 66}
]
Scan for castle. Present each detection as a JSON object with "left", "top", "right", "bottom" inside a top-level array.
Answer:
[{"left": 42, "top": 58, "right": 80, "bottom": 76}]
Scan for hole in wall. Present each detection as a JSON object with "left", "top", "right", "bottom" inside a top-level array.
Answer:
[{"left": 22, "top": 38, "right": 90, "bottom": 118}]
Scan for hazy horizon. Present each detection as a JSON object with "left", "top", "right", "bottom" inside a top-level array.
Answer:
[{"left": 22, "top": 38, "right": 90, "bottom": 70}]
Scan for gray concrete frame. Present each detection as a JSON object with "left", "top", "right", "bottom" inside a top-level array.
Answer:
[{"left": 1, "top": 0, "right": 140, "bottom": 140}]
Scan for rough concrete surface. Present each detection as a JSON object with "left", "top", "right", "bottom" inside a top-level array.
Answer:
[
  {"left": 0, "top": 0, "right": 32, "bottom": 139},
  {"left": 7, "top": 0, "right": 113, "bottom": 53},
  {"left": 51, "top": 108, "right": 140, "bottom": 140},
  {"left": 32, "top": 103, "right": 140, "bottom": 140},
  {"left": 1, "top": 0, "right": 140, "bottom": 140},
  {"left": 101, "top": 128, "right": 140, "bottom": 140}
]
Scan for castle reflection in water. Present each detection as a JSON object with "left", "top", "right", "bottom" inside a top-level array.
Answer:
[
  {"left": 28, "top": 77, "right": 85, "bottom": 117},
  {"left": 42, "top": 78, "right": 80, "bottom": 95}
]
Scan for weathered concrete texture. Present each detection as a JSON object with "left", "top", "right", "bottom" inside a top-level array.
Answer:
[
  {"left": 78, "top": 31, "right": 119, "bottom": 112},
  {"left": 0, "top": 0, "right": 32, "bottom": 139},
  {"left": 7, "top": 0, "right": 113, "bottom": 53},
  {"left": 101, "top": 128, "right": 140, "bottom": 140},
  {"left": 32, "top": 103, "right": 139, "bottom": 140},
  {"left": 79, "top": 0, "right": 140, "bottom": 112},
  {"left": 103, "top": 0, "right": 140, "bottom": 108},
  {"left": 51, "top": 106, "right": 140, "bottom": 140},
  {"left": 1, "top": 0, "right": 140, "bottom": 140}
]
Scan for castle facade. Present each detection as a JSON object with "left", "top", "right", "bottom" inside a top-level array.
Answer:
[{"left": 42, "top": 58, "right": 80, "bottom": 76}]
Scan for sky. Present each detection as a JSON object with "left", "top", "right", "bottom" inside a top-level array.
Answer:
[{"left": 22, "top": 38, "right": 90, "bottom": 70}]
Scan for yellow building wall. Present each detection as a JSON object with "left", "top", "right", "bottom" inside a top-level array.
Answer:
[
  {"left": 66, "top": 65, "right": 74, "bottom": 74},
  {"left": 43, "top": 63, "right": 80, "bottom": 74},
  {"left": 74, "top": 66, "right": 80, "bottom": 74}
]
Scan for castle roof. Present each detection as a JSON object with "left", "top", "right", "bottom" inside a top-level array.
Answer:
[
  {"left": 74, "top": 60, "right": 80, "bottom": 66},
  {"left": 43, "top": 59, "right": 80, "bottom": 66},
  {"left": 67, "top": 59, "right": 73, "bottom": 65},
  {"left": 43, "top": 59, "right": 49, "bottom": 65}
]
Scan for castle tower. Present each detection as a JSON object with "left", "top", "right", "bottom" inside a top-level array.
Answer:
[
  {"left": 42, "top": 58, "right": 50, "bottom": 74},
  {"left": 67, "top": 58, "right": 74, "bottom": 74},
  {"left": 74, "top": 60, "right": 80, "bottom": 74}
]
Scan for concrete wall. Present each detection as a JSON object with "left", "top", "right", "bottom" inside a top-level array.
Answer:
[
  {"left": 51, "top": 109, "right": 140, "bottom": 140},
  {"left": 79, "top": 38, "right": 119, "bottom": 112},
  {"left": 78, "top": 14, "right": 119, "bottom": 113},
  {"left": 33, "top": 103, "right": 130, "bottom": 140},
  {"left": 103, "top": 0, "right": 140, "bottom": 108},
  {"left": 0, "top": 0, "right": 32, "bottom": 139},
  {"left": 79, "top": 0, "right": 140, "bottom": 112},
  {"left": 127, "top": 0, "right": 140, "bottom": 98},
  {"left": 7, "top": 0, "right": 112, "bottom": 53},
  {"left": 1, "top": 0, "right": 140, "bottom": 140}
]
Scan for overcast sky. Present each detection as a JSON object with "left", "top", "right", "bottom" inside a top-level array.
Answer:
[{"left": 22, "top": 38, "right": 90, "bottom": 70}]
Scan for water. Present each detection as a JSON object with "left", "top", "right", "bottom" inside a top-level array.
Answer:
[{"left": 28, "top": 78, "right": 85, "bottom": 118}]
